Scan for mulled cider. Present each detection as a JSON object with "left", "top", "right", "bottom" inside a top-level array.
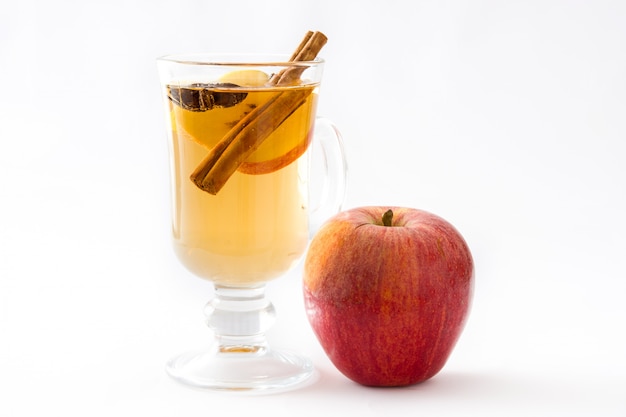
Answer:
[{"left": 167, "top": 75, "right": 318, "bottom": 286}]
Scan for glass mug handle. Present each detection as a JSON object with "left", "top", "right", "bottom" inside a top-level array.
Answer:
[{"left": 308, "top": 117, "right": 348, "bottom": 237}]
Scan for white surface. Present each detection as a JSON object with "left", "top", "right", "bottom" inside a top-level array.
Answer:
[{"left": 1, "top": 0, "right": 625, "bottom": 415}]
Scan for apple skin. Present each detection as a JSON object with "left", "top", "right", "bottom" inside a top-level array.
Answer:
[{"left": 303, "top": 206, "right": 474, "bottom": 387}]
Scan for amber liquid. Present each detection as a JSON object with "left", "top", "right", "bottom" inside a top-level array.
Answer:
[{"left": 167, "top": 84, "right": 318, "bottom": 286}]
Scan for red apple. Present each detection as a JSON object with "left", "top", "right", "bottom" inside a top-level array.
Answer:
[{"left": 303, "top": 206, "right": 474, "bottom": 386}]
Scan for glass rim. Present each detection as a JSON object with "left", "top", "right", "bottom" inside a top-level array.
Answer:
[{"left": 157, "top": 53, "right": 324, "bottom": 67}]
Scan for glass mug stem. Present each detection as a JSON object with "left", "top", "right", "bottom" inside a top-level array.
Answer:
[{"left": 204, "top": 286, "right": 275, "bottom": 353}]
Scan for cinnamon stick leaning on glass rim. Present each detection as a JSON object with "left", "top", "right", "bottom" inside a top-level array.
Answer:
[{"left": 190, "top": 31, "right": 328, "bottom": 195}]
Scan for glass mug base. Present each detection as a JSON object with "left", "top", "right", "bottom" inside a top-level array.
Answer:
[
  {"left": 166, "top": 285, "right": 316, "bottom": 393},
  {"left": 166, "top": 346, "right": 316, "bottom": 393}
]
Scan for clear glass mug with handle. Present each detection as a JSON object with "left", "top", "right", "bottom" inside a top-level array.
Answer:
[{"left": 157, "top": 43, "right": 346, "bottom": 392}]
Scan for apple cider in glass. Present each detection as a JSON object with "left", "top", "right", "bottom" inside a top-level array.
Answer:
[
  {"left": 166, "top": 77, "right": 318, "bottom": 286},
  {"left": 157, "top": 35, "right": 348, "bottom": 391}
]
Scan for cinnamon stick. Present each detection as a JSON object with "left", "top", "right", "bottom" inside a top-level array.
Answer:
[
  {"left": 190, "top": 31, "right": 327, "bottom": 195},
  {"left": 191, "top": 89, "right": 309, "bottom": 193},
  {"left": 288, "top": 30, "right": 314, "bottom": 61},
  {"left": 270, "top": 31, "right": 327, "bottom": 85}
]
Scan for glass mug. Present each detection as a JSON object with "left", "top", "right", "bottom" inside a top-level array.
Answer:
[{"left": 157, "top": 54, "right": 346, "bottom": 392}]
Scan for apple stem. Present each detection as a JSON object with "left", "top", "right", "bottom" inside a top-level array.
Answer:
[{"left": 382, "top": 209, "right": 393, "bottom": 227}]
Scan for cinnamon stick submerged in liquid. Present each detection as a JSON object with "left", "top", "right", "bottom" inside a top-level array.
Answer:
[{"left": 189, "top": 31, "right": 327, "bottom": 195}]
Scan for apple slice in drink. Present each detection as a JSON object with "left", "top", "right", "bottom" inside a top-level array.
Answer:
[
  {"left": 238, "top": 99, "right": 314, "bottom": 175},
  {"left": 218, "top": 70, "right": 315, "bottom": 175}
]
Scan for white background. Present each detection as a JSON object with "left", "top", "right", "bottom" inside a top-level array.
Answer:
[{"left": 1, "top": 0, "right": 625, "bottom": 415}]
